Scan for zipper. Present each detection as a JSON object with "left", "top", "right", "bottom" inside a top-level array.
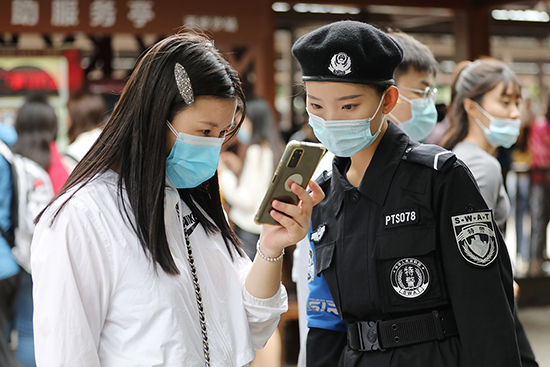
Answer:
[{"left": 204, "top": 299, "right": 234, "bottom": 367}]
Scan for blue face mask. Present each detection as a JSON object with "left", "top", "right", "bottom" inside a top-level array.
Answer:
[
  {"left": 165, "top": 121, "right": 224, "bottom": 189},
  {"left": 307, "top": 92, "right": 386, "bottom": 157},
  {"left": 473, "top": 102, "right": 521, "bottom": 149},
  {"left": 390, "top": 96, "right": 437, "bottom": 142}
]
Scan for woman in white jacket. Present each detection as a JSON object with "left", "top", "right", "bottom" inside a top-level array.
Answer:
[{"left": 31, "top": 33, "right": 322, "bottom": 367}]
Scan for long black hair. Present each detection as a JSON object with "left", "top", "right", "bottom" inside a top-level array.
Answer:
[{"left": 37, "top": 33, "right": 246, "bottom": 275}]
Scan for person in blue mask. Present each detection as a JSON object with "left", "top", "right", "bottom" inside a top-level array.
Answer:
[
  {"left": 442, "top": 59, "right": 538, "bottom": 367},
  {"left": 30, "top": 33, "right": 323, "bottom": 367},
  {"left": 293, "top": 20, "right": 525, "bottom": 367},
  {"left": 387, "top": 31, "right": 439, "bottom": 142},
  {"left": 443, "top": 59, "right": 521, "bottom": 231},
  {"left": 293, "top": 29, "right": 439, "bottom": 367}
]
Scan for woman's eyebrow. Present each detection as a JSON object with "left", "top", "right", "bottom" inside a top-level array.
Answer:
[
  {"left": 307, "top": 94, "right": 321, "bottom": 101},
  {"left": 335, "top": 94, "right": 364, "bottom": 101},
  {"left": 197, "top": 120, "right": 234, "bottom": 130},
  {"left": 307, "top": 94, "right": 364, "bottom": 101}
]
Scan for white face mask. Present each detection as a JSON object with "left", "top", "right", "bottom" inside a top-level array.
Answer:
[{"left": 472, "top": 101, "right": 521, "bottom": 149}]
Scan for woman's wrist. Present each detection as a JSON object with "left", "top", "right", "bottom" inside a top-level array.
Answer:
[{"left": 256, "top": 241, "right": 285, "bottom": 262}]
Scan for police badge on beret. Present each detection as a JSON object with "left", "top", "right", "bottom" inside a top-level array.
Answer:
[
  {"left": 328, "top": 52, "right": 352, "bottom": 76},
  {"left": 451, "top": 211, "right": 498, "bottom": 267}
]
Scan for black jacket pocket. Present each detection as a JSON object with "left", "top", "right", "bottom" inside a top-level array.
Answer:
[
  {"left": 374, "top": 226, "right": 448, "bottom": 313},
  {"left": 314, "top": 240, "right": 336, "bottom": 277}
]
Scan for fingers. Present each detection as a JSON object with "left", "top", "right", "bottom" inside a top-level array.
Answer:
[
  {"left": 271, "top": 197, "right": 307, "bottom": 229},
  {"left": 308, "top": 180, "right": 325, "bottom": 206},
  {"left": 266, "top": 180, "right": 324, "bottom": 245}
]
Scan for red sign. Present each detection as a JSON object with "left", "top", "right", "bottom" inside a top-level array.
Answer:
[{"left": 1, "top": 0, "right": 271, "bottom": 40}]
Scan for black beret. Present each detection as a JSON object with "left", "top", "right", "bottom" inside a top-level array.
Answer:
[{"left": 292, "top": 20, "right": 403, "bottom": 85}]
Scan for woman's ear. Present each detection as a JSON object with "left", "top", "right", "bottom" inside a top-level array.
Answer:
[
  {"left": 382, "top": 86, "right": 399, "bottom": 114},
  {"left": 463, "top": 98, "right": 478, "bottom": 117}
]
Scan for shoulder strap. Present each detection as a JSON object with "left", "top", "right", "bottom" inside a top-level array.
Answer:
[
  {"left": 402, "top": 143, "right": 456, "bottom": 173},
  {"left": 0, "top": 139, "right": 17, "bottom": 247},
  {"left": 0, "top": 139, "right": 14, "bottom": 164}
]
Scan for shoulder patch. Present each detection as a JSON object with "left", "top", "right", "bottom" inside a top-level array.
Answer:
[
  {"left": 451, "top": 210, "right": 498, "bottom": 267},
  {"left": 314, "top": 169, "right": 332, "bottom": 188},
  {"left": 402, "top": 144, "right": 456, "bottom": 172}
]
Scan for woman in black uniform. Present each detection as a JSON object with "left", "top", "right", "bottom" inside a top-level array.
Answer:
[{"left": 292, "top": 20, "right": 523, "bottom": 367}]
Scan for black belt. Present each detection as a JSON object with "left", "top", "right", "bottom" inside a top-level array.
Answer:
[{"left": 347, "top": 310, "right": 458, "bottom": 352}]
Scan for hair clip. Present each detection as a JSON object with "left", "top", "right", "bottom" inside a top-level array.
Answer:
[{"left": 174, "top": 62, "right": 194, "bottom": 106}]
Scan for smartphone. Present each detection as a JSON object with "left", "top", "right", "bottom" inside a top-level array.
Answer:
[{"left": 254, "top": 140, "right": 326, "bottom": 225}]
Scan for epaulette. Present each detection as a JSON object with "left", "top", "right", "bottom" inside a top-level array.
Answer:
[
  {"left": 402, "top": 143, "right": 456, "bottom": 173},
  {"left": 314, "top": 169, "right": 332, "bottom": 188}
]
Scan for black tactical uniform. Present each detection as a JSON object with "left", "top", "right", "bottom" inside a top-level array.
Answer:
[{"left": 310, "top": 122, "right": 522, "bottom": 367}]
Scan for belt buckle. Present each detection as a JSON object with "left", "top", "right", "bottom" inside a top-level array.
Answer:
[{"left": 355, "top": 320, "right": 384, "bottom": 352}]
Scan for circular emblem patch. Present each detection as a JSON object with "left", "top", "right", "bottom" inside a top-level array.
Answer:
[
  {"left": 328, "top": 52, "right": 352, "bottom": 76},
  {"left": 390, "top": 258, "right": 430, "bottom": 299}
]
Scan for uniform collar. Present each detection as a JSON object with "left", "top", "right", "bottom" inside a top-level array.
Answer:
[{"left": 330, "top": 121, "right": 411, "bottom": 213}]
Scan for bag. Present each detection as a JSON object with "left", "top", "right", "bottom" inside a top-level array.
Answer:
[{"left": 0, "top": 139, "right": 54, "bottom": 273}]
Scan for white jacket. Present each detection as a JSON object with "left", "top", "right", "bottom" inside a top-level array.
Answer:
[{"left": 31, "top": 170, "right": 287, "bottom": 367}]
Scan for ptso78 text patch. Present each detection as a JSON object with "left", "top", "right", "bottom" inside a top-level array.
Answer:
[{"left": 451, "top": 210, "right": 498, "bottom": 267}]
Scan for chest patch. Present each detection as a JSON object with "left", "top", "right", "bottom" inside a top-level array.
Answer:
[
  {"left": 311, "top": 223, "right": 326, "bottom": 243},
  {"left": 384, "top": 209, "right": 419, "bottom": 229},
  {"left": 451, "top": 211, "right": 498, "bottom": 267},
  {"left": 390, "top": 258, "right": 430, "bottom": 298}
]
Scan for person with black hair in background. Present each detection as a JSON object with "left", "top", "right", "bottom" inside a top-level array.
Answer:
[
  {"left": 10, "top": 94, "right": 64, "bottom": 367},
  {"left": 387, "top": 31, "right": 438, "bottom": 143},
  {"left": 219, "top": 97, "right": 286, "bottom": 367},
  {"left": 13, "top": 94, "right": 70, "bottom": 195},
  {"left": 65, "top": 90, "right": 107, "bottom": 165},
  {"left": 219, "top": 97, "right": 285, "bottom": 259},
  {"left": 31, "top": 33, "right": 323, "bottom": 367}
]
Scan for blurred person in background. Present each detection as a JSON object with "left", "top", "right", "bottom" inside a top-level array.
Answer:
[
  {"left": 511, "top": 97, "right": 535, "bottom": 275},
  {"left": 219, "top": 97, "right": 285, "bottom": 258},
  {"left": 387, "top": 31, "right": 438, "bottom": 143},
  {"left": 441, "top": 58, "right": 538, "bottom": 367},
  {"left": 528, "top": 96, "right": 550, "bottom": 276},
  {"left": 10, "top": 94, "right": 66, "bottom": 367},
  {"left": 219, "top": 97, "right": 285, "bottom": 367},
  {"left": 0, "top": 121, "right": 22, "bottom": 367},
  {"left": 13, "top": 94, "right": 70, "bottom": 195},
  {"left": 442, "top": 59, "right": 519, "bottom": 233},
  {"left": 65, "top": 90, "right": 107, "bottom": 165}
]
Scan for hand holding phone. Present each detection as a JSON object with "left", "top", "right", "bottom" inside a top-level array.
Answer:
[{"left": 254, "top": 141, "right": 326, "bottom": 225}]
